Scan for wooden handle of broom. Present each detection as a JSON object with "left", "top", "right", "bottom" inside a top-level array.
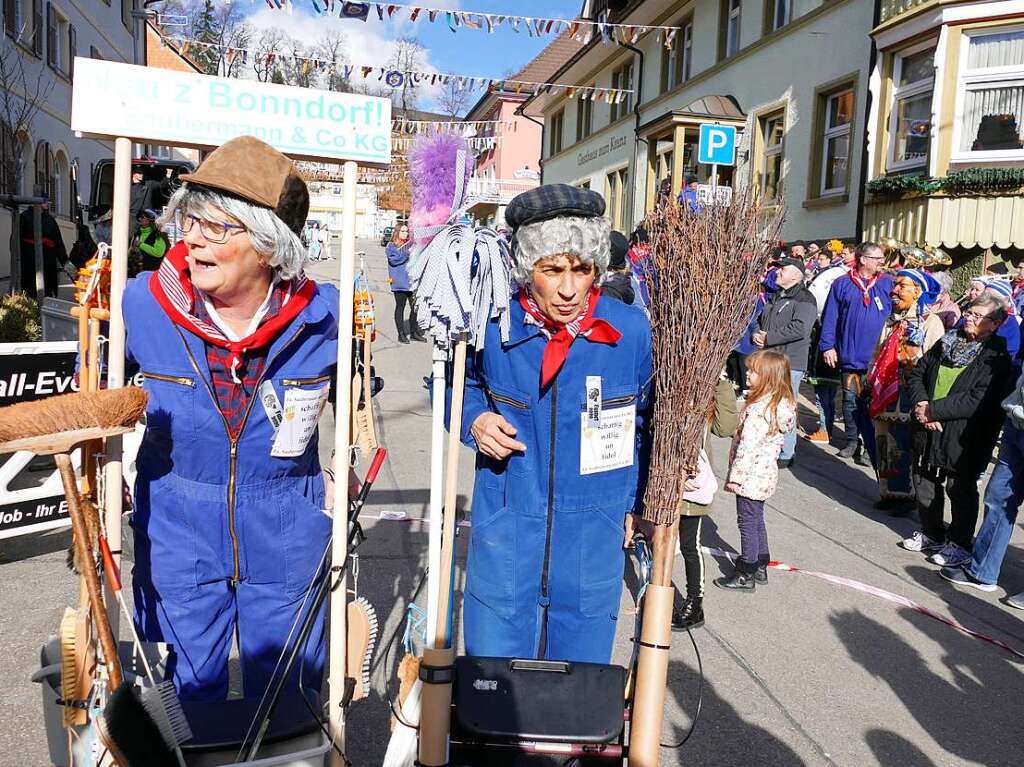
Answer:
[{"left": 55, "top": 452, "right": 122, "bottom": 690}]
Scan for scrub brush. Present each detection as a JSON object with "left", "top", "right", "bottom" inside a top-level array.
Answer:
[{"left": 346, "top": 597, "right": 379, "bottom": 703}]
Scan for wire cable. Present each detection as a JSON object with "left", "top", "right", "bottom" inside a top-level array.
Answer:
[
  {"left": 659, "top": 624, "right": 704, "bottom": 749},
  {"left": 380, "top": 568, "right": 430, "bottom": 730}
]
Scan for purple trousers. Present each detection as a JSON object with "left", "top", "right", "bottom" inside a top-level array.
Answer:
[{"left": 736, "top": 495, "right": 769, "bottom": 568}]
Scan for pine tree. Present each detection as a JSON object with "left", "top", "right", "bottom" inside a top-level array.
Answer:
[{"left": 191, "top": 0, "right": 220, "bottom": 76}]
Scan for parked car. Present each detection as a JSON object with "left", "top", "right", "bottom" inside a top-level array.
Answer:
[{"left": 379, "top": 226, "right": 394, "bottom": 246}]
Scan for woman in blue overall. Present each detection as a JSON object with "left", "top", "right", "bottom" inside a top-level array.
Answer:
[
  {"left": 459, "top": 185, "right": 652, "bottom": 664},
  {"left": 124, "top": 137, "right": 346, "bottom": 702}
]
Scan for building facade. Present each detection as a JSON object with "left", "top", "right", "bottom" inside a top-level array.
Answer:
[
  {"left": 527, "top": 0, "right": 875, "bottom": 240},
  {"left": 862, "top": 0, "right": 1024, "bottom": 277},
  {"left": 1, "top": 0, "right": 140, "bottom": 281}
]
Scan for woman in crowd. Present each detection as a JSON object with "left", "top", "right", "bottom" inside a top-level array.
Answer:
[
  {"left": 901, "top": 295, "right": 1014, "bottom": 568},
  {"left": 867, "top": 269, "right": 945, "bottom": 512},
  {"left": 716, "top": 349, "right": 796, "bottom": 591},
  {"left": 386, "top": 223, "right": 425, "bottom": 344}
]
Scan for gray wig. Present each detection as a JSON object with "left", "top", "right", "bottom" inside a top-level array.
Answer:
[
  {"left": 512, "top": 215, "right": 612, "bottom": 286},
  {"left": 159, "top": 184, "right": 307, "bottom": 280}
]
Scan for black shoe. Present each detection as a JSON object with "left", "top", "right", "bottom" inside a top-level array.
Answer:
[
  {"left": 777, "top": 458, "right": 793, "bottom": 469},
  {"left": 854, "top": 452, "right": 871, "bottom": 467},
  {"left": 714, "top": 569, "right": 756, "bottom": 591},
  {"left": 754, "top": 563, "right": 768, "bottom": 584},
  {"left": 672, "top": 597, "right": 704, "bottom": 630},
  {"left": 838, "top": 443, "right": 858, "bottom": 459},
  {"left": 398, "top": 335, "right": 410, "bottom": 344},
  {"left": 410, "top": 333, "right": 428, "bottom": 343}
]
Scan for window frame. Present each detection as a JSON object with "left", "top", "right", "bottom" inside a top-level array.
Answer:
[
  {"left": 610, "top": 58, "right": 634, "bottom": 123},
  {"left": 758, "top": 110, "right": 786, "bottom": 203},
  {"left": 886, "top": 41, "right": 936, "bottom": 173},
  {"left": 820, "top": 87, "right": 855, "bottom": 197},
  {"left": 660, "top": 16, "right": 693, "bottom": 93},
  {"left": 950, "top": 24, "right": 1024, "bottom": 164},
  {"left": 548, "top": 108, "right": 564, "bottom": 156},
  {"left": 575, "top": 88, "right": 594, "bottom": 142},
  {"left": 121, "top": 0, "right": 132, "bottom": 32},
  {"left": 604, "top": 165, "right": 629, "bottom": 230},
  {"left": 765, "top": 0, "right": 790, "bottom": 34},
  {"left": 719, "top": 0, "right": 742, "bottom": 61}
]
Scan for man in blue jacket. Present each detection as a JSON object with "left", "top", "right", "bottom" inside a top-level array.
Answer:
[
  {"left": 819, "top": 242, "right": 893, "bottom": 462},
  {"left": 459, "top": 184, "right": 652, "bottom": 664}
]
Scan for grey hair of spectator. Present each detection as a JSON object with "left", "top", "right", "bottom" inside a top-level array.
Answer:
[
  {"left": 932, "top": 270, "right": 953, "bottom": 294},
  {"left": 158, "top": 184, "right": 306, "bottom": 280},
  {"left": 856, "top": 241, "right": 884, "bottom": 260},
  {"left": 512, "top": 215, "right": 611, "bottom": 285},
  {"left": 969, "top": 293, "right": 1009, "bottom": 326}
]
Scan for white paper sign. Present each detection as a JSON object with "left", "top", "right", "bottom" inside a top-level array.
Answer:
[
  {"left": 71, "top": 58, "right": 392, "bottom": 164},
  {"left": 271, "top": 386, "right": 330, "bottom": 458},
  {"left": 580, "top": 405, "right": 636, "bottom": 476}
]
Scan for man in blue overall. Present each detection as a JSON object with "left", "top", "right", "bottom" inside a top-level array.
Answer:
[{"left": 459, "top": 185, "right": 653, "bottom": 664}]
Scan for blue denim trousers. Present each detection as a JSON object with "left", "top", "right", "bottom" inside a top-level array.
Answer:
[
  {"left": 815, "top": 382, "right": 838, "bottom": 433},
  {"left": 967, "top": 421, "right": 1024, "bottom": 584},
  {"left": 780, "top": 369, "right": 804, "bottom": 460}
]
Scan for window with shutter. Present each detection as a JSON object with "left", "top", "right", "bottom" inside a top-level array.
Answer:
[
  {"left": 4, "top": 0, "right": 16, "bottom": 39},
  {"left": 68, "top": 24, "right": 75, "bottom": 79},
  {"left": 46, "top": 1, "right": 54, "bottom": 67},
  {"left": 32, "top": 0, "right": 42, "bottom": 55}
]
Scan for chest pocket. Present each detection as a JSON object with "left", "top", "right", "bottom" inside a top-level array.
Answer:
[
  {"left": 487, "top": 385, "right": 533, "bottom": 477},
  {"left": 141, "top": 371, "right": 198, "bottom": 443},
  {"left": 268, "top": 373, "right": 333, "bottom": 458}
]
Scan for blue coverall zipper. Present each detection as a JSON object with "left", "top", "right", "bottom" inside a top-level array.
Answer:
[
  {"left": 175, "top": 323, "right": 308, "bottom": 584},
  {"left": 540, "top": 378, "right": 557, "bottom": 608}
]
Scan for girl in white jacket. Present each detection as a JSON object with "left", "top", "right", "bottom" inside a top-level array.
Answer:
[{"left": 716, "top": 349, "right": 797, "bottom": 591}]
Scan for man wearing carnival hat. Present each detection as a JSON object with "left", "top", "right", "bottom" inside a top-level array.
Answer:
[{"left": 457, "top": 184, "right": 652, "bottom": 664}]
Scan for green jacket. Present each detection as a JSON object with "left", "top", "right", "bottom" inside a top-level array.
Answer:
[{"left": 137, "top": 225, "right": 168, "bottom": 261}]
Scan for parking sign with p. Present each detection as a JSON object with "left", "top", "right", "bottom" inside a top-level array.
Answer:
[{"left": 698, "top": 123, "right": 737, "bottom": 166}]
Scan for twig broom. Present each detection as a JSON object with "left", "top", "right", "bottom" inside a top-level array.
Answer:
[{"left": 628, "top": 192, "right": 783, "bottom": 766}]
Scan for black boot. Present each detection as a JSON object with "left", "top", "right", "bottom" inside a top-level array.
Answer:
[
  {"left": 755, "top": 557, "right": 769, "bottom": 584},
  {"left": 714, "top": 562, "right": 756, "bottom": 591},
  {"left": 410, "top": 332, "right": 428, "bottom": 343},
  {"left": 398, "top": 334, "right": 410, "bottom": 344},
  {"left": 672, "top": 597, "right": 704, "bottom": 630}
]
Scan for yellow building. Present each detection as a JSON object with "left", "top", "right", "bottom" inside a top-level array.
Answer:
[{"left": 863, "top": 0, "right": 1024, "bottom": 275}]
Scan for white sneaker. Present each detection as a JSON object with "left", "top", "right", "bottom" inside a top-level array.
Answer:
[
  {"left": 899, "top": 531, "right": 943, "bottom": 553},
  {"left": 1007, "top": 591, "right": 1024, "bottom": 610},
  {"left": 928, "top": 542, "right": 972, "bottom": 568}
]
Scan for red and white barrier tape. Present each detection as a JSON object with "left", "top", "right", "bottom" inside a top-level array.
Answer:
[{"left": 702, "top": 545, "right": 1024, "bottom": 661}]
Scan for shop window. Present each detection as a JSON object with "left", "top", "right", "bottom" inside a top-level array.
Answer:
[
  {"left": 758, "top": 111, "right": 785, "bottom": 202},
  {"left": 719, "top": 0, "right": 741, "bottom": 61},
  {"left": 605, "top": 167, "right": 629, "bottom": 230},
  {"left": 660, "top": 16, "right": 692, "bottom": 93},
  {"left": 548, "top": 108, "right": 564, "bottom": 156},
  {"left": 610, "top": 59, "right": 634, "bottom": 123},
  {"left": 576, "top": 89, "right": 594, "bottom": 142},
  {"left": 887, "top": 46, "right": 934, "bottom": 171},
  {"left": 954, "top": 26, "right": 1024, "bottom": 159},
  {"left": 817, "top": 86, "right": 855, "bottom": 196},
  {"left": 765, "top": 0, "right": 790, "bottom": 34}
]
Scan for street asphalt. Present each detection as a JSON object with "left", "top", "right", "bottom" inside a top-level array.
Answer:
[{"left": 1, "top": 238, "right": 1022, "bottom": 766}]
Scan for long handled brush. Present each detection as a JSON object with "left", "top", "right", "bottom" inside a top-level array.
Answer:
[{"left": 0, "top": 388, "right": 190, "bottom": 767}]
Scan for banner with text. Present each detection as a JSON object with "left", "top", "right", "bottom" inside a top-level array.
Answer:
[{"left": 71, "top": 58, "right": 392, "bottom": 165}]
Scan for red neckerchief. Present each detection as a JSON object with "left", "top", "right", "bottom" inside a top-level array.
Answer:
[
  {"left": 150, "top": 242, "right": 314, "bottom": 380},
  {"left": 866, "top": 322, "right": 905, "bottom": 418},
  {"left": 847, "top": 269, "right": 880, "bottom": 307},
  {"left": 519, "top": 287, "right": 622, "bottom": 388}
]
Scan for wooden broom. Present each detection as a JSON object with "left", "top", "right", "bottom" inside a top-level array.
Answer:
[{"left": 628, "top": 193, "right": 783, "bottom": 765}]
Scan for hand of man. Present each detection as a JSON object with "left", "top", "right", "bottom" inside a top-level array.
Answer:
[
  {"left": 823, "top": 349, "right": 838, "bottom": 368},
  {"left": 622, "top": 513, "right": 654, "bottom": 548},
  {"left": 752, "top": 330, "right": 767, "bottom": 348},
  {"left": 725, "top": 481, "right": 740, "bottom": 494},
  {"left": 914, "top": 401, "right": 929, "bottom": 423},
  {"left": 924, "top": 421, "right": 943, "bottom": 432},
  {"left": 321, "top": 468, "right": 362, "bottom": 512},
  {"left": 471, "top": 412, "right": 527, "bottom": 461}
]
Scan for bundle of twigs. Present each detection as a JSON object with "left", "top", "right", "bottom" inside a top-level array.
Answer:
[{"left": 641, "top": 191, "right": 784, "bottom": 525}]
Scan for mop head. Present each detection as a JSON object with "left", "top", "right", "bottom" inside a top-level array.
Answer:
[
  {"left": 0, "top": 388, "right": 148, "bottom": 450},
  {"left": 409, "top": 133, "right": 472, "bottom": 249},
  {"left": 641, "top": 191, "right": 784, "bottom": 525}
]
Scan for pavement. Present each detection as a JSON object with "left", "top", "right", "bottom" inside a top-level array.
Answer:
[{"left": 2, "top": 238, "right": 1023, "bottom": 766}]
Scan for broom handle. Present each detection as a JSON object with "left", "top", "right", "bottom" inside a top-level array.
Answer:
[
  {"left": 56, "top": 452, "right": 122, "bottom": 690},
  {"left": 433, "top": 336, "right": 467, "bottom": 649}
]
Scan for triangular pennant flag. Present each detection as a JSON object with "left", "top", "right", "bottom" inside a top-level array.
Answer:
[
  {"left": 568, "top": 21, "right": 579, "bottom": 38},
  {"left": 428, "top": 9, "right": 436, "bottom": 22},
  {"left": 484, "top": 15, "right": 493, "bottom": 33},
  {"left": 446, "top": 12, "right": 456, "bottom": 32},
  {"left": 410, "top": 7, "right": 420, "bottom": 22},
  {"left": 464, "top": 13, "right": 481, "bottom": 30},
  {"left": 361, "top": 65, "right": 372, "bottom": 77},
  {"left": 386, "top": 4, "right": 396, "bottom": 18},
  {"left": 375, "top": 4, "right": 383, "bottom": 21},
  {"left": 544, "top": 19, "right": 554, "bottom": 33}
]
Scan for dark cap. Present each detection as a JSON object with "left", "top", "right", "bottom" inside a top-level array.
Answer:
[
  {"left": 770, "top": 256, "right": 806, "bottom": 275},
  {"left": 505, "top": 183, "right": 605, "bottom": 230},
  {"left": 609, "top": 231, "right": 629, "bottom": 269},
  {"left": 684, "top": 173, "right": 699, "bottom": 185}
]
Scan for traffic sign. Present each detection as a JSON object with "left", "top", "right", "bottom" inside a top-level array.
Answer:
[{"left": 698, "top": 124, "right": 737, "bottom": 166}]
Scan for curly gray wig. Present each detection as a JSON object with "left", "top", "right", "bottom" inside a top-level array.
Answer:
[
  {"left": 512, "top": 215, "right": 611, "bottom": 285},
  {"left": 158, "top": 184, "right": 306, "bottom": 280}
]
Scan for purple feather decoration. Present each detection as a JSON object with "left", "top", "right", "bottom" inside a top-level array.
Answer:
[{"left": 409, "top": 133, "right": 471, "bottom": 245}]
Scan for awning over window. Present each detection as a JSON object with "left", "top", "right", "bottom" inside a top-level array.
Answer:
[{"left": 638, "top": 95, "right": 746, "bottom": 137}]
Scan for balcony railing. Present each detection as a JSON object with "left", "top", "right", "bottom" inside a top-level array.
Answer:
[
  {"left": 879, "top": 0, "right": 931, "bottom": 25},
  {"left": 464, "top": 178, "right": 539, "bottom": 208}
]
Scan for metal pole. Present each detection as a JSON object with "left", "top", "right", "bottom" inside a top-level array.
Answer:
[
  {"left": 328, "top": 159, "right": 358, "bottom": 764},
  {"left": 102, "top": 136, "right": 132, "bottom": 639},
  {"left": 32, "top": 204, "right": 44, "bottom": 298}
]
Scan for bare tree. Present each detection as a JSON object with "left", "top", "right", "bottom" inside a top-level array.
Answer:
[
  {"left": 209, "top": 0, "right": 252, "bottom": 78},
  {"left": 387, "top": 37, "right": 426, "bottom": 111},
  {"left": 437, "top": 78, "right": 475, "bottom": 117},
  {"left": 312, "top": 29, "right": 350, "bottom": 93},
  {"left": 279, "top": 41, "right": 314, "bottom": 89},
  {"left": 252, "top": 27, "right": 288, "bottom": 83}
]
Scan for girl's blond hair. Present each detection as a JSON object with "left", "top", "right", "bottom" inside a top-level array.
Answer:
[{"left": 746, "top": 349, "right": 795, "bottom": 434}]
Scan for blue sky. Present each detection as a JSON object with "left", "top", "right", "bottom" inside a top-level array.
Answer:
[{"left": 244, "top": 1, "right": 583, "bottom": 112}]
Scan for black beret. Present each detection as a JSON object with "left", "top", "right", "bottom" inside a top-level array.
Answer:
[{"left": 505, "top": 183, "right": 605, "bottom": 230}]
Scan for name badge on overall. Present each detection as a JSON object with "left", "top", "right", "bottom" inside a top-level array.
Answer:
[
  {"left": 580, "top": 377, "right": 635, "bottom": 475},
  {"left": 271, "top": 385, "right": 330, "bottom": 458}
]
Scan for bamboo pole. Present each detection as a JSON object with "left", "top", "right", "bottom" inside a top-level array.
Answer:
[
  {"left": 629, "top": 519, "right": 678, "bottom": 767},
  {"left": 328, "top": 159, "right": 359, "bottom": 765},
  {"left": 419, "top": 335, "right": 468, "bottom": 767}
]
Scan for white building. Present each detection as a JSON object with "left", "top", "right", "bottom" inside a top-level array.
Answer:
[
  {"left": 526, "top": 0, "right": 876, "bottom": 241},
  {"left": 1, "top": 0, "right": 141, "bottom": 283}
]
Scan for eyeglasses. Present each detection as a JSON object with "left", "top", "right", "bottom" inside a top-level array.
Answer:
[
  {"left": 181, "top": 214, "right": 246, "bottom": 244},
  {"left": 860, "top": 254, "right": 884, "bottom": 261},
  {"left": 964, "top": 311, "right": 993, "bottom": 322}
]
